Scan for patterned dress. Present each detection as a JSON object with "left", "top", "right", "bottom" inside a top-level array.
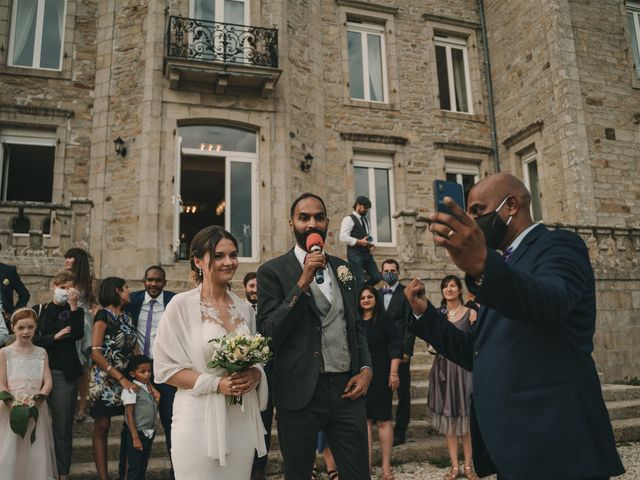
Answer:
[{"left": 88, "top": 309, "right": 138, "bottom": 417}]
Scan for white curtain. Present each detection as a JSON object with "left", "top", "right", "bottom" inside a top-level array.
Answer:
[
  {"left": 12, "top": 0, "right": 38, "bottom": 66},
  {"left": 367, "top": 33, "right": 383, "bottom": 102},
  {"left": 451, "top": 47, "right": 469, "bottom": 112}
]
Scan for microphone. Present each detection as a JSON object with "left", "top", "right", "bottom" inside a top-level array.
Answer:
[{"left": 306, "top": 232, "right": 325, "bottom": 285}]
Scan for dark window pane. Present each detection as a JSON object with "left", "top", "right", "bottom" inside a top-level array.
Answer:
[
  {"left": 348, "top": 30, "right": 364, "bottom": 100},
  {"left": 527, "top": 160, "right": 542, "bottom": 221},
  {"left": 4, "top": 143, "right": 54, "bottom": 201},
  {"left": 435, "top": 45, "right": 450, "bottom": 110},
  {"left": 354, "top": 166, "right": 369, "bottom": 198},
  {"left": 374, "top": 168, "right": 392, "bottom": 242},
  {"left": 230, "top": 161, "right": 252, "bottom": 257},
  {"left": 179, "top": 125, "right": 256, "bottom": 153},
  {"left": 12, "top": 0, "right": 38, "bottom": 67},
  {"left": 40, "top": 0, "right": 64, "bottom": 69}
]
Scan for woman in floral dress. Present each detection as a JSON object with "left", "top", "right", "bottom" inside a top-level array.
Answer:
[{"left": 88, "top": 277, "right": 138, "bottom": 480}]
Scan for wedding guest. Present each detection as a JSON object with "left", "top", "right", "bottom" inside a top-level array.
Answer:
[
  {"left": 406, "top": 173, "right": 624, "bottom": 479},
  {"left": 244, "top": 271, "right": 273, "bottom": 480},
  {"left": 243, "top": 272, "right": 258, "bottom": 311},
  {"left": 377, "top": 258, "right": 415, "bottom": 446},
  {"left": 359, "top": 286, "right": 401, "bottom": 480},
  {"left": 427, "top": 275, "right": 477, "bottom": 480},
  {"left": 153, "top": 225, "right": 268, "bottom": 479},
  {"left": 258, "top": 193, "right": 372, "bottom": 479},
  {"left": 89, "top": 277, "right": 139, "bottom": 480},
  {"left": 33, "top": 271, "right": 85, "bottom": 480},
  {"left": 0, "top": 309, "right": 8, "bottom": 347},
  {"left": 339, "top": 195, "right": 382, "bottom": 288},
  {"left": 125, "top": 265, "right": 176, "bottom": 464},
  {"left": 0, "top": 244, "right": 31, "bottom": 329},
  {"left": 119, "top": 355, "right": 159, "bottom": 480},
  {"left": 0, "top": 308, "right": 56, "bottom": 479},
  {"left": 63, "top": 248, "right": 97, "bottom": 422}
]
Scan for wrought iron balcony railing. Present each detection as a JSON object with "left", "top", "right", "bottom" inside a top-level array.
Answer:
[{"left": 166, "top": 16, "right": 278, "bottom": 68}]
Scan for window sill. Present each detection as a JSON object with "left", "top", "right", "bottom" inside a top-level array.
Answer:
[
  {"left": 436, "top": 109, "right": 486, "bottom": 123},
  {"left": 344, "top": 98, "right": 399, "bottom": 111},
  {"left": 631, "top": 75, "right": 640, "bottom": 90},
  {"left": 0, "top": 65, "right": 71, "bottom": 81}
]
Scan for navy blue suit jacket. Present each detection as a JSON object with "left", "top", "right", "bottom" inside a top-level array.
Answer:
[
  {"left": 0, "top": 262, "right": 30, "bottom": 315},
  {"left": 125, "top": 290, "right": 176, "bottom": 329},
  {"left": 410, "top": 224, "right": 624, "bottom": 479}
]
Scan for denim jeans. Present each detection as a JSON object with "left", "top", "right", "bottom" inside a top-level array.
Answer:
[{"left": 347, "top": 249, "right": 382, "bottom": 289}]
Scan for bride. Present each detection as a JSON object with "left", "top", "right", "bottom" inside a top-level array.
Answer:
[{"left": 153, "top": 226, "right": 268, "bottom": 479}]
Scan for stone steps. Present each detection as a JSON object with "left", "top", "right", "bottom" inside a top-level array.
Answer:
[{"left": 69, "top": 384, "right": 640, "bottom": 479}]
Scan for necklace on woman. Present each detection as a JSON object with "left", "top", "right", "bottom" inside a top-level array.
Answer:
[{"left": 447, "top": 302, "right": 462, "bottom": 318}]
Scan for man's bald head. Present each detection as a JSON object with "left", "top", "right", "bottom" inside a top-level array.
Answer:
[{"left": 469, "top": 173, "right": 531, "bottom": 212}]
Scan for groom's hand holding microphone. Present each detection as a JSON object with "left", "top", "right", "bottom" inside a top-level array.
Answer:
[{"left": 297, "top": 232, "right": 327, "bottom": 292}]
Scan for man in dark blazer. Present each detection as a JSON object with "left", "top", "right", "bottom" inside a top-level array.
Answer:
[
  {"left": 125, "top": 266, "right": 176, "bottom": 471},
  {"left": 405, "top": 173, "right": 624, "bottom": 480},
  {"left": 378, "top": 258, "right": 415, "bottom": 446},
  {"left": 257, "top": 193, "right": 373, "bottom": 480},
  {"left": 0, "top": 260, "right": 30, "bottom": 327}
]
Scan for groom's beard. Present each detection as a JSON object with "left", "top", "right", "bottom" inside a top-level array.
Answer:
[{"left": 294, "top": 228, "right": 327, "bottom": 251}]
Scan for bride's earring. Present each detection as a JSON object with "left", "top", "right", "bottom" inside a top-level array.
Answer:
[{"left": 198, "top": 267, "right": 203, "bottom": 277}]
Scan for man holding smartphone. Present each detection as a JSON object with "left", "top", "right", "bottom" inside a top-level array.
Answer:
[
  {"left": 339, "top": 195, "right": 382, "bottom": 288},
  {"left": 405, "top": 173, "right": 623, "bottom": 480}
]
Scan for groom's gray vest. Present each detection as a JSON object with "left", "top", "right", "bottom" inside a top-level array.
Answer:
[{"left": 309, "top": 275, "right": 351, "bottom": 373}]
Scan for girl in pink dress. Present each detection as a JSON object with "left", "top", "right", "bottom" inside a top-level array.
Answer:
[{"left": 0, "top": 308, "right": 57, "bottom": 480}]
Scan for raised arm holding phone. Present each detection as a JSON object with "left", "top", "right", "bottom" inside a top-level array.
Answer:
[{"left": 406, "top": 173, "right": 623, "bottom": 480}]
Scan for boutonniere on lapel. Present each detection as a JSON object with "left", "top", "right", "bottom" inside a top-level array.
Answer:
[
  {"left": 2, "top": 278, "right": 9, "bottom": 287},
  {"left": 336, "top": 265, "right": 354, "bottom": 290}
]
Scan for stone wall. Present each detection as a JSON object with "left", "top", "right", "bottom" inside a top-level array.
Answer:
[{"left": 568, "top": 0, "right": 640, "bottom": 227}]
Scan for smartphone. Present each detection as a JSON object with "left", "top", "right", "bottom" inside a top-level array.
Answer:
[{"left": 433, "top": 180, "right": 465, "bottom": 216}]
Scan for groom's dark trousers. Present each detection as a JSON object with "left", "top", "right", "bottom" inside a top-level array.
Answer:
[{"left": 276, "top": 372, "right": 368, "bottom": 479}]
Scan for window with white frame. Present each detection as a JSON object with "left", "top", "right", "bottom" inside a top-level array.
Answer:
[
  {"left": 628, "top": 2, "right": 640, "bottom": 79},
  {"left": 520, "top": 147, "right": 543, "bottom": 221},
  {"left": 353, "top": 153, "right": 395, "bottom": 245},
  {"left": 9, "top": 0, "right": 66, "bottom": 70},
  {"left": 0, "top": 128, "right": 56, "bottom": 202},
  {"left": 347, "top": 21, "right": 388, "bottom": 103},
  {"left": 435, "top": 34, "right": 473, "bottom": 113},
  {"left": 175, "top": 125, "right": 258, "bottom": 261},
  {"left": 445, "top": 159, "right": 479, "bottom": 208}
]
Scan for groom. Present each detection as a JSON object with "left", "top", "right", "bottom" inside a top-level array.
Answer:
[{"left": 257, "top": 193, "right": 372, "bottom": 480}]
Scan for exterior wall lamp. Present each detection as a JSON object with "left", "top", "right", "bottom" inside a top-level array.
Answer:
[
  {"left": 114, "top": 137, "right": 127, "bottom": 157},
  {"left": 300, "top": 152, "right": 314, "bottom": 172}
]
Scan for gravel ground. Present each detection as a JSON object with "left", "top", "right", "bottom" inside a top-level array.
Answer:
[{"left": 305, "top": 442, "right": 640, "bottom": 480}]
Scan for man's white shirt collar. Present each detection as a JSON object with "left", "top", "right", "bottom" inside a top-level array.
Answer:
[
  {"left": 507, "top": 223, "right": 539, "bottom": 254},
  {"left": 144, "top": 291, "right": 164, "bottom": 306}
]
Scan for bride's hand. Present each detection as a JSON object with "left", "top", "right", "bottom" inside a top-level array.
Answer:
[
  {"left": 229, "top": 368, "right": 261, "bottom": 395},
  {"left": 217, "top": 375, "right": 235, "bottom": 396}
]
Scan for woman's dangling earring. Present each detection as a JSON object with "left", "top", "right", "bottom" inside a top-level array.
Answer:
[{"left": 198, "top": 267, "right": 203, "bottom": 277}]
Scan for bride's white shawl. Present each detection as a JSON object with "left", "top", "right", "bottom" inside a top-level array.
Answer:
[{"left": 153, "top": 286, "right": 268, "bottom": 465}]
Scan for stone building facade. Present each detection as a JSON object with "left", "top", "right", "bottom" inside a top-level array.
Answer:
[{"left": 0, "top": 0, "right": 638, "bottom": 380}]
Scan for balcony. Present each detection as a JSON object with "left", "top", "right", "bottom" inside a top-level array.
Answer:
[{"left": 165, "top": 16, "right": 281, "bottom": 97}]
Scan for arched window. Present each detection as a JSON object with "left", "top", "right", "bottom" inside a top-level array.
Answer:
[{"left": 174, "top": 125, "right": 258, "bottom": 260}]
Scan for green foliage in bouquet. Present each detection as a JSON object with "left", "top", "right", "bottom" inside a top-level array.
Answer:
[{"left": 0, "top": 391, "right": 43, "bottom": 444}]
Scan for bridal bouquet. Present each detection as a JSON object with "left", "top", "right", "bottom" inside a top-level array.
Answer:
[
  {"left": 207, "top": 333, "right": 272, "bottom": 405},
  {"left": 0, "top": 391, "right": 45, "bottom": 444}
]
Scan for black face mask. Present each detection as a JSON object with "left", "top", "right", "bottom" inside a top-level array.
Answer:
[
  {"left": 475, "top": 196, "right": 512, "bottom": 250},
  {"left": 294, "top": 228, "right": 327, "bottom": 251}
]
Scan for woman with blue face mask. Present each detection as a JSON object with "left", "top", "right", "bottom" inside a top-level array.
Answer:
[{"left": 32, "top": 271, "right": 85, "bottom": 480}]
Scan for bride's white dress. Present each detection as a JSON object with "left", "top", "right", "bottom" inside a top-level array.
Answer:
[{"left": 154, "top": 288, "right": 267, "bottom": 480}]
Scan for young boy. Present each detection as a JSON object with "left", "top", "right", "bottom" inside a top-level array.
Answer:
[{"left": 119, "top": 355, "right": 159, "bottom": 480}]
